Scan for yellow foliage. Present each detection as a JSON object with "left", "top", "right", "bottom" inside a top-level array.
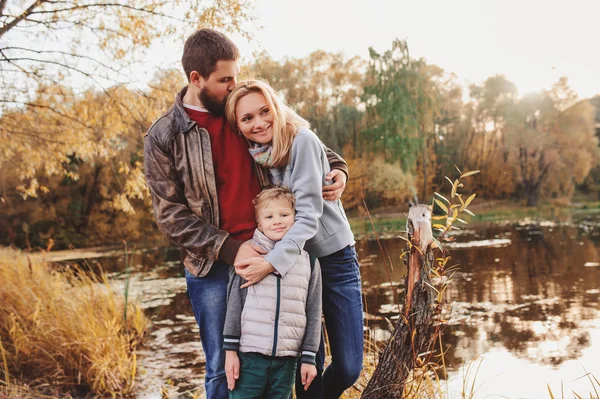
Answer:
[
  {"left": 543, "top": 100, "right": 599, "bottom": 199},
  {"left": 0, "top": 71, "right": 185, "bottom": 249},
  {"left": 2, "top": 0, "right": 254, "bottom": 203},
  {"left": 345, "top": 151, "right": 416, "bottom": 212}
]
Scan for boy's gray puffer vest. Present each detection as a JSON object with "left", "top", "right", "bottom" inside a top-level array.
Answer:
[{"left": 223, "top": 229, "right": 322, "bottom": 364}]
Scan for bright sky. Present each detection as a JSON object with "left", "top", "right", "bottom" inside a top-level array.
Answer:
[{"left": 145, "top": 0, "right": 599, "bottom": 99}]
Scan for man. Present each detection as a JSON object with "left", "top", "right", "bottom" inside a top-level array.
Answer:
[{"left": 143, "top": 29, "right": 348, "bottom": 398}]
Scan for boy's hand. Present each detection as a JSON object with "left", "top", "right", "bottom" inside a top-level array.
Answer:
[
  {"left": 300, "top": 363, "right": 317, "bottom": 391},
  {"left": 322, "top": 169, "right": 347, "bottom": 201},
  {"left": 225, "top": 351, "right": 240, "bottom": 390}
]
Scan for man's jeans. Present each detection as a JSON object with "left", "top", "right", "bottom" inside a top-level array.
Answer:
[
  {"left": 295, "top": 245, "right": 364, "bottom": 399},
  {"left": 186, "top": 262, "right": 230, "bottom": 399}
]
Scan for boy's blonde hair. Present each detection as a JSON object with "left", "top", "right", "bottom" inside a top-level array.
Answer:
[
  {"left": 225, "top": 79, "right": 310, "bottom": 167},
  {"left": 253, "top": 186, "right": 296, "bottom": 221}
]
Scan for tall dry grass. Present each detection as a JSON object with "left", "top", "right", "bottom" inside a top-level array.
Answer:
[{"left": 0, "top": 247, "right": 148, "bottom": 396}]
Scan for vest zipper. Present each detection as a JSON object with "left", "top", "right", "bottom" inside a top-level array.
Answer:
[{"left": 271, "top": 276, "right": 281, "bottom": 356}]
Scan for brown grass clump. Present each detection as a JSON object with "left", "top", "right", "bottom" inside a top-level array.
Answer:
[{"left": 0, "top": 247, "right": 148, "bottom": 396}]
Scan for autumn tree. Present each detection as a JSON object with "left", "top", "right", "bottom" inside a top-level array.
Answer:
[
  {"left": 0, "top": 69, "right": 185, "bottom": 248},
  {"left": 455, "top": 76, "right": 519, "bottom": 198},
  {"left": 0, "top": 0, "right": 254, "bottom": 103},
  {"left": 0, "top": 0, "right": 255, "bottom": 197},
  {"left": 429, "top": 69, "right": 465, "bottom": 189},
  {"left": 592, "top": 95, "right": 600, "bottom": 137},
  {"left": 580, "top": 95, "right": 600, "bottom": 197},
  {"left": 545, "top": 100, "right": 598, "bottom": 200},
  {"left": 504, "top": 79, "right": 598, "bottom": 206}
]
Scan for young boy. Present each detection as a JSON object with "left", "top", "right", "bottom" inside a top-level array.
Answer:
[{"left": 223, "top": 186, "right": 322, "bottom": 398}]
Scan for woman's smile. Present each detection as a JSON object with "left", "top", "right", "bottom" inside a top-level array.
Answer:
[
  {"left": 235, "top": 92, "right": 275, "bottom": 144},
  {"left": 252, "top": 124, "right": 272, "bottom": 136}
]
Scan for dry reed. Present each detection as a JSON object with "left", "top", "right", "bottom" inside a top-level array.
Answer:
[{"left": 0, "top": 247, "right": 148, "bottom": 397}]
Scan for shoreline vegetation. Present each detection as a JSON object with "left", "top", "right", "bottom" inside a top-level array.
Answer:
[
  {"left": 0, "top": 248, "right": 148, "bottom": 398},
  {"left": 2, "top": 200, "right": 600, "bottom": 397},
  {"left": 349, "top": 199, "right": 600, "bottom": 240}
]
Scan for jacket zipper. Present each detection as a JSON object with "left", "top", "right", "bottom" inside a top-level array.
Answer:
[
  {"left": 196, "top": 125, "right": 217, "bottom": 225},
  {"left": 271, "top": 276, "right": 281, "bottom": 356}
]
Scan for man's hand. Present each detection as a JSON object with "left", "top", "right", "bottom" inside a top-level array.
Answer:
[
  {"left": 300, "top": 363, "right": 317, "bottom": 391},
  {"left": 322, "top": 169, "right": 347, "bottom": 201},
  {"left": 233, "top": 241, "right": 267, "bottom": 266},
  {"left": 225, "top": 351, "right": 240, "bottom": 390},
  {"left": 235, "top": 257, "right": 276, "bottom": 288}
]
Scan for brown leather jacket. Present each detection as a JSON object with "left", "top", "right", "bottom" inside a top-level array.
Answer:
[{"left": 144, "top": 87, "right": 348, "bottom": 277}]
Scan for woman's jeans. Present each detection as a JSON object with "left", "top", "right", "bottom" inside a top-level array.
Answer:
[
  {"left": 295, "top": 245, "right": 364, "bottom": 399},
  {"left": 186, "top": 262, "right": 230, "bottom": 399}
]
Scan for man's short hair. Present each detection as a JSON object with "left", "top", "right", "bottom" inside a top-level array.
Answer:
[
  {"left": 253, "top": 186, "right": 296, "bottom": 221},
  {"left": 181, "top": 28, "right": 240, "bottom": 81}
]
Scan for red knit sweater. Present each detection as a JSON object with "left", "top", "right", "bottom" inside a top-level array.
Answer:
[{"left": 184, "top": 107, "right": 261, "bottom": 242}]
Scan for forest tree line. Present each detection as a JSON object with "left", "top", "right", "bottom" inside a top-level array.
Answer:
[{"left": 1, "top": 39, "right": 599, "bottom": 249}]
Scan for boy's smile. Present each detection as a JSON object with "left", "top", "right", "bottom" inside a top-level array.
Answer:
[{"left": 257, "top": 199, "right": 295, "bottom": 241}]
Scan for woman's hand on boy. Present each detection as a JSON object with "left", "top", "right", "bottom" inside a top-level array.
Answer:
[
  {"left": 322, "top": 169, "right": 347, "bottom": 201},
  {"left": 300, "top": 363, "right": 317, "bottom": 391},
  {"left": 234, "top": 241, "right": 267, "bottom": 266},
  {"left": 225, "top": 351, "right": 240, "bottom": 390},
  {"left": 235, "top": 257, "right": 276, "bottom": 288}
]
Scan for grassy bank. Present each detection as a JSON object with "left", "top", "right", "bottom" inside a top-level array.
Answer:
[
  {"left": 0, "top": 248, "right": 148, "bottom": 397},
  {"left": 349, "top": 200, "right": 600, "bottom": 239}
]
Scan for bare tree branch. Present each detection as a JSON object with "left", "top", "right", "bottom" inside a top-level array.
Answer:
[
  {"left": 0, "top": 0, "right": 50, "bottom": 39},
  {"left": 2, "top": 47, "right": 124, "bottom": 73},
  {"left": 28, "top": 2, "right": 179, "bottom": 22},
  {"left": 1, "top": 55, "right": 113, "bottom": 86}
]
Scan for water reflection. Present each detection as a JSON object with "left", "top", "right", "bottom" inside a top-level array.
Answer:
[
  {"left": 358, "top": 215, "right": 600, "bottom": 396},
  {"left": 51, "top": 213, "right": 600, "bottom": 397}
]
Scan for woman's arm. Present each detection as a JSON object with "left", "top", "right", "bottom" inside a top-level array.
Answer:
[
  {"left": 264, "top": 130, "right": 327, "bottom": 277},
  {"left": 235, "top": 130, "right": 325, "bottom": 280}
]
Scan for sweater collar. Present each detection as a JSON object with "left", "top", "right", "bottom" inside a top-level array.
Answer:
[{"left": 252, "top": 229, "right": 276, "bottom": 252}]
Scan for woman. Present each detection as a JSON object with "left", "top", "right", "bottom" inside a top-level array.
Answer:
[{"left": 225, "top": 79, "right": 363, "bottom": 399}]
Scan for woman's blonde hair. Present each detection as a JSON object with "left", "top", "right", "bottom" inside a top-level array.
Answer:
[{"left": 225, "top": 79, "right": 310, "bottom": 167}]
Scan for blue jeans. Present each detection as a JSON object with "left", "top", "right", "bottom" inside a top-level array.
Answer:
[
  {"left": 295, "top": 245, "right": 364, "bottom": 399},
  {"left": 186, "top": 262, "right": 230, "bottom": 399}
]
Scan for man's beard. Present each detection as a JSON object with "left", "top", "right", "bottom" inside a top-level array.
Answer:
[{"left": 199, "top": 87, "right": 227, "bottom": 116}]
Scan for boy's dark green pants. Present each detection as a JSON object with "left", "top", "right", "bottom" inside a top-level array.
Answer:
[{"left": 229, "top": 352, "right": 297, "bottom": 399}]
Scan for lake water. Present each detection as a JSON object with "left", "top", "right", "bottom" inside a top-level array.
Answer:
[{"left": 51, "top": 211, "right": 600, "bottom": 398}]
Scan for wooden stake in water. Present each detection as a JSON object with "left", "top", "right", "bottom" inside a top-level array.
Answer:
[{"left": 362, "top": 204, "right": 439, "bottom": 399}]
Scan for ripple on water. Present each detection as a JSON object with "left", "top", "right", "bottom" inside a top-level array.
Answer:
[{"left": 444, "top": 238, "right": 512, "bottom": 248}]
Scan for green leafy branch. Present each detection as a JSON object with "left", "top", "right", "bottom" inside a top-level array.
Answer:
[
  {"left": 432, "top": 166, "right": 480, "bottom": 245},
  {"left": 427, "top": 166, "right": 479, "bottom": 299}
]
